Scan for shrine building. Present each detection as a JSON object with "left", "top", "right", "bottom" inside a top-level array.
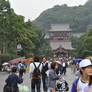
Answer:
[{"left": 45, "top": 24, "right": 74, "bottom": 57}]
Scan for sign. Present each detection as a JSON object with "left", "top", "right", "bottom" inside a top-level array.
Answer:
[{"left": 17, "top": 44, "right": 23, "bottom": 50}]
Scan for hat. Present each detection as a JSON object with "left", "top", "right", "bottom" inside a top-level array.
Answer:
[
  {"left": 56, "top": 61, "right": 61, "bottom": 64},
  {"left": 79, "top": 59, "right": 92, "bottom": 68}
]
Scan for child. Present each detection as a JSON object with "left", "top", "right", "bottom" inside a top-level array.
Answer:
[
  {"left": 56, "top": 76, "right": 69, "bottom": 92},
  {"left": 3, "top": 66, "right": 23, "bottom": 92}
]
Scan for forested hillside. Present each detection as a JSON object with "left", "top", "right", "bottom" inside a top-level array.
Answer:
[{"left": 32, "top": 0, "right": 92, "bottom": 33}]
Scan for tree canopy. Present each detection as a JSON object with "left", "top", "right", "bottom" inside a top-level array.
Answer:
[
  {"left": 73, "top": 28, "right": 92, "bottom": 58},
  {"left": 0, "top": 0, "right": 53, "bottom": 65}
]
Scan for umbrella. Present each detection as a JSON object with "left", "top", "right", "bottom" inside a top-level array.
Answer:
[
  {"left": 11, "top": 58, "right": 21, "bottom": 64},
  {"left": 2, "top": 62, "right": 9, "bottom": 66},
  {"left": 73, "top": 58, "right": 83, "bottom": 63},
  {"left": 24, "top": 58, "right": 33, "bottom": 63}
]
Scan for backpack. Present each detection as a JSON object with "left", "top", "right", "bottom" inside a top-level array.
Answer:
[
  {"left": 32, "top": 62, "right": 41, "bottom": 78},
  {"left": 71, "top": 78, "right": 79, "bottom": 92},
  {"left": 19, "top": 63, "right": 25, "bottom": 73}
]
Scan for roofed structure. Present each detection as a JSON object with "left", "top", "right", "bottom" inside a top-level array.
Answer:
[
  {"left": 47, "top": 24, "right": 74, "bottom": 57},
  {"left": 49, "top": 24, "right": 72, "bottom": 32},
  {"left": 50, "top": 41, "right": 73, "bottom": 50}
]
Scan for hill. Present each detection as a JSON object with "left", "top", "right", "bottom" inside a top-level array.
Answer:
[{"left": 32, "top": 0, "right": 92, "bottom": 33}]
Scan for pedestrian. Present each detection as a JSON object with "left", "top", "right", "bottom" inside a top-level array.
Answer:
[
  {"left": 55, "top": 61, "right": 63, "bottom": 75},
  {"left": 29, "top": 55, "right": 43, "bottom": 92},
  {"left": 41, "top": 57, "right": 50, "bottom": 92},
  {"left": 56, "top": 76, "right": 69, "bottom": 92},
  {"left": 17, "top": 61, "right": 25, "bottom": 77},
  {"left": 47, "top": 62, "right": 60, "bottom": 92},
  {"left": 3, "top": 66, "right": 23, "bottom": 92},
  {"left": 71, "top": 59, "right": 92, "bottom": 92},
  {"left": 62, "top": 60, "right": 67, "bottom": 75}
]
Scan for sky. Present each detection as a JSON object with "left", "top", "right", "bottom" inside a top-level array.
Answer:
[{"left": 9, "top": 0, "right": 88, "bottom": 21}]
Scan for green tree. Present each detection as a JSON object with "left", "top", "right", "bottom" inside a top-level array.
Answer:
[{"left": 76, "top": 28, "right": 92, "bottom": 58}]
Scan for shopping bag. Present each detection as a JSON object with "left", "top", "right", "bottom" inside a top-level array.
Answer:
[{"left": 18, "top": 84, "right": 29, "bottom": 92}]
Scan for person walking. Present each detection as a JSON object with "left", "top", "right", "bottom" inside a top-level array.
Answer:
[
  {"left": 71, "top": 59, "right": 92, "bottom": 92},
  {"left": 55, "top": 61, "right": 63, "bottom": 75},
  {"left": 17, "top": 61, "right": 25, "bottom": 77},
  {"left": 47, "top": 62, "right": 60, "bottom": 92},
  {"left": 62, "top": 61, "right": 67, "bottom": 75},
  {"left": 29, "top": 56, "right": 43, "bottom": 92},
  {"left": 41, "top": 57, "right": 50, "bottom": 92},
  {"left": 3, "top": 66, "right": 23, "bottom": 92}
]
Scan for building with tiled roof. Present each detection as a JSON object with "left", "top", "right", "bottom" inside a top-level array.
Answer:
[{"left": 47, "top": 24, "right": 74, "bottom": 57}]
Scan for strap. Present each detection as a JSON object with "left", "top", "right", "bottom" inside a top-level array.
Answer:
[
  {"left": 77, "top": 79, "right": 79, "bottom": 92},
  {"left": 74, "top": 78, "right": 79, "bottom": 92},
  {"left": 38, "top": 62, "right": 41, "bottom": 68},
  {"left": 33, "top": 62, "right": 36, "bottom": 68},
  {"left": 33, "top": 62, "right": 41, "bottom": 68}
]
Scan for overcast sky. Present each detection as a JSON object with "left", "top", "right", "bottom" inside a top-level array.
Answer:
[{"left": 9, "top": 0, "right": 88, "bottom": 21}]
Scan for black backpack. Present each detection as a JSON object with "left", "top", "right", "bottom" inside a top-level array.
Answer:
[
  {"left": 32, "top": 62, "right": 41, "bottom": 78},
  {"left": 20, "top": 64, "right": 25, "bottom": 72}
]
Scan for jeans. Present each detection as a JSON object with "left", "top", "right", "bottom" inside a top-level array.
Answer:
[
  {"left": 42, "top": 75, "right": 47, "bottom": 92},
  {"left": 31, "top": 79, "right": 41, "bottom": 92}
]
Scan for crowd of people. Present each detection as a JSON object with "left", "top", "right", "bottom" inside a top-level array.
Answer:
[
  {"left": 2, "top": 55, "right": 92, "bottom": 92},
  {"left": 29, "top": 56, "right": 69, "bottom": 92}
]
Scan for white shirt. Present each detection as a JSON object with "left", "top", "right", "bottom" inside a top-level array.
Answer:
[
  {"left": 42, "top": 61, "right": 50, "bottom": 69},
  {"left": 78, "top": 78, "right": 88, "bottom": 92},
  {"left": 29, "top": 62, "right": 42, "bottom": 76}
]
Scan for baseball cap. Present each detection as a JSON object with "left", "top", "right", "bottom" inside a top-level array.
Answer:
[{"left": 79, "top": 59, "right": 92, "bottom": 68}]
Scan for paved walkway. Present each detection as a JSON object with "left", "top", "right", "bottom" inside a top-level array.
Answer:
[{"left": 0, "top": 67, "right": 77, "bottom": 92}]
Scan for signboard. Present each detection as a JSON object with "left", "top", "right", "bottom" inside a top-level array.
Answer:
[{"left": 17, "top": 44, "right": 23, "bottom": 50}]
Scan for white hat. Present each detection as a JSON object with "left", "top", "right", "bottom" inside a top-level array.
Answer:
[{"left": 79, "top": 59, "right": 92, "bottom": 68}]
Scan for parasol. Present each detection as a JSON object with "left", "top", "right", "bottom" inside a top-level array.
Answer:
[
  {"left": 2, "top": 62, "right": 9, "bottom": 66},
  {"left": 24, "top": 58, "right": 33, "bottom": 63},
  {"left": 73, "top": 58, "right": 83, "bottom": 63},
  {"left": 11, "top": 58, "right": 21, "bottom": 64}
]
